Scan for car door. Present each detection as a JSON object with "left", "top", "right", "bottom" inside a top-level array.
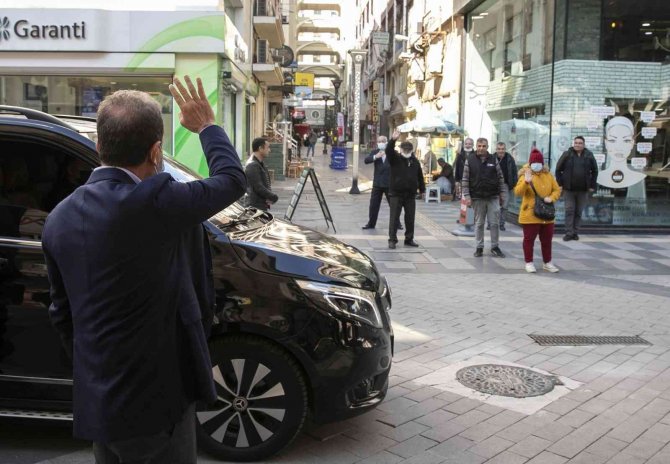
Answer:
[{"left": 0, "top": 123, "right": 96, "bottom": 405}]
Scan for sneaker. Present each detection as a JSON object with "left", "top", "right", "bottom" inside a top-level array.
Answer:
[
  {"left": 500, "top": 224, "right": 506, "bottom": 231},
  {"left": 388, "top": 241, "right": 397, "bottom": 249},
  {"left": 563, "top": 234, "right": 574, "bottom": 241},
  {"left": 474, "top": 248, "right": 483, "bottom": 257},
  {"left": 361, "top": 224, "right": 375, "bottom": 230},
  {"left": 404, "top": 240, "right": 419, "bottom": 247},
  {"left": 543, "top": 262, "right": 559, "bottom": 273},
  {"left": 573, "top": 234, "right": 579, "bottom": 240},
  {"left": 525, "top": 262, "right": 537, "bottom": 273},
  {"left": 490, "top": 247, "right": 506, "bottom": 258}
]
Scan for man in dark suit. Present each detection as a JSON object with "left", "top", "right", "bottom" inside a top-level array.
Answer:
[
  {"left": 245, "top": 137, "right": 278, "bottom": 211},
  {"left": 42, "top": 76, "right": 246, "bottom": 464},
  {"left": 362, "top": 135, "right": 402, "bottom": 230}
]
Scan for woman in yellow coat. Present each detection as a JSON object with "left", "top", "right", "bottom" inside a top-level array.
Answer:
[{"left": 514, "top": 148, "right": 562, "bottom": 273}]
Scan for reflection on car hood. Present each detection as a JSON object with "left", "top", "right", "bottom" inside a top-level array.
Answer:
[{"left": 224, "top": 219, "right": 379, "bottom": 290}]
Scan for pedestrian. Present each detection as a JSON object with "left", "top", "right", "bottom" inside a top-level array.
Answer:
[
  {"left": 246, "top": 137, "right": 279, "bottom": 211},
  {"left": 555, "top": 136, "right": 599, "bottom": 241},
  {"left": 386, "top": 129, "right": 425, "bottom": 249},
  {"left": 433, "top": 158, "right": 454, "bottom": 195},
  {"left": 362, "top": 135, "right": 402, "bottom": 231},
  {"left": 454, "top": 137, "right": 474, "bottom": 200},
  {"left": 42, "top": 76, "right": 247, "bottom": 464},
  {"left": 421, "top": 147, "right": 438, "bottom": 176},
  {"left": 514, "top": 148, "right": 561, "bottom": 273},
  {"left": 488, "top": 142, "right": 518, "bottom": 231},
  {"left": 462, "top": 137, "right": 507, "bottom": 258},
  {"left": 307, "top": 130, "right": 317, "bottom": 158}
]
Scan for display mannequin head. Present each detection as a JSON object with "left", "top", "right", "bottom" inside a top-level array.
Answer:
[{"left": 605, "top": 117, "right": 634, "bottom": 163}]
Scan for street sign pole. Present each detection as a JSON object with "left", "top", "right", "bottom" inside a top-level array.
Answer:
[{"left": 349, "top": 49, "right": 366, "bottom": 195}]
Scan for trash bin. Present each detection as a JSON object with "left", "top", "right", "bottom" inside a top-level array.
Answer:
[{"left": 329, "top": 147, "right": 347, "bottom": 170}]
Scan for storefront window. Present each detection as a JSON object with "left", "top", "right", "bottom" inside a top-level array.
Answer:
[
  {"left": 0, "top": 75, "right": 174, "bottom": 155},
  {"left": 464, "top": 0, "right": 670, "bottom": 228}
]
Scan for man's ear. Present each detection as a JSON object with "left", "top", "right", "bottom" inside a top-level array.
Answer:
[{"left": 150, "top": 141, "right": 162, "bottom": 164}]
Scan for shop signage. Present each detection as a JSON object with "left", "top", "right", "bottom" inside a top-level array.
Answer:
[
  {"left": 0, "top": 17, "right": 87, "bottom": 40},
  {"left": 637, "top": 142, "right": 652, "bottom": 154},
  {"left": 584, "top": 136, "right": 601, "bottom": 149},
  {"left": 641, "top": 127, "right": 657, "bottom": 139},
  {"left": 590, "top": 105, "right": 615, "bottom": 118},
  {"left": 371, "top": 32, "right": 390, "bottom": 45},
  {"left": 594, "top": 153, "right": 606, "bottom": 166},
  {"left": 586, "top": 119, "right": 601, "bottom": 130},
  {"left": 640, "top": 111, "right": 656, "bottom": 123},
  {"left": 631, "top": 157, "right": 647, "bottom": 169}
]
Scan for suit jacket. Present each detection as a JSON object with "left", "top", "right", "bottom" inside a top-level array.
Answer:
[
  {"left": 245, "top": 156, "right": 278, "bottom": 211},
  {"left": 364, "top": 149, "right": 391, "bottom": 189},
  {"left": 42, "top": 125, "right": 247, "bottom": 443}
]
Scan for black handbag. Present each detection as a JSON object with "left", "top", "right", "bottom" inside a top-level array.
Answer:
[{"left": 529, "top": 181, "right": 556, "bottom": 220}]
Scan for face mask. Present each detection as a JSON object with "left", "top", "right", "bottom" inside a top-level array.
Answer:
[
  {"left": 377, "top": 142, "right": 387, "bottom": 150},
  {"left": 530, "top": 163, "right": 543, "bottom": 172},
  {"left": 401, "top": 152, "right": 412, "bottom": 159}
]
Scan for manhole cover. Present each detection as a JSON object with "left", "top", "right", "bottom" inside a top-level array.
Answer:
[{"left": 456, "top": 364, "right": 560, "bottom": 398}]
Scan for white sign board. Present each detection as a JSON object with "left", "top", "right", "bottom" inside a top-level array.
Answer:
[
  {"left": 371, "top": 32, "right": 390, "bottom": 45},
  {"left": 586, "top": 120, "right": 601, "bottom": 130},
  {"left": 640, "top": 111, "right": 656, "bottom": 123},
  {"left": 641, "top": 127, "right": 657, "bottom": 139},
  {"left": 594, "top": 154, "right": 606, "bottom": 165},
  {"left": 584, "top": 136, "right": 601, "bottom": 149},
  {"left": 631, "top": 157, "right": 647, "bottom": 169},
  {"left": 637, "top": 142, "right": 652, "bottom": 154},
  {"left": 590, "top": 106, "right": 615, "bottom": 118}
]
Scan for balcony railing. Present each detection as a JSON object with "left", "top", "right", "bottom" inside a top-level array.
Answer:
[{"left": 254, "top": 0, "right": 281, "bottom": 20}]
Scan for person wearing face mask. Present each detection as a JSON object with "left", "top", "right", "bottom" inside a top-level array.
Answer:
[
  {"left": 454, "top": 137, "right": 474, "bottom": 200},
  {"left": 386, "top": 129, "right": 425, "bottom": 249},
  {"left": 487, "top": 142, "right": 518, "bottom": 231},
  {"left": 362, "top": 135, "right": 402, "bottom": 230},
  {"left": 514, "top": 148, "right": 561, "bottom": 273},
  {"left": 42, "top": 76, "right": 246, "bottom": 464}
]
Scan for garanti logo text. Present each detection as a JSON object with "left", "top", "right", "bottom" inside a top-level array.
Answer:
[{"left": 0, "top": 16, "right": 87, "bottom": 41}]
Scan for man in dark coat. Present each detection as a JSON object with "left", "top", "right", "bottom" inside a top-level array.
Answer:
[
  {"left": 362, "top": 135, "right": 401, "bottom": 230},
  {"left": 42, "top": 76, "right": 247, "bottom": 464},
  {"left": 386, "top": 129, "right": 425, "bottom": 249},
  {"left": 555, "top": 136, "right": 598, "bottom": 241},
  {"left": 245, "top": 137, "right": 279, "bottom": 211},
  {"left": 488, "top": 142, "right": 518, "bottom": 231},
  {"left": 454, "top": 137, "right": 474, "bottom": 199}
]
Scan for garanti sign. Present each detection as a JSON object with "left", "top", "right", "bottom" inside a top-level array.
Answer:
[
  {"left": 0, "top": 9, "right": 229, "bottom": 53},
  {"left": 0, "top": 16, "right": 87, "bottom": 40}
]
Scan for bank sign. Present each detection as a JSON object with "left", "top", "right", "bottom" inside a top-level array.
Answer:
[{"left": 0, "top": 10, "right": 229, "bottom": 53}]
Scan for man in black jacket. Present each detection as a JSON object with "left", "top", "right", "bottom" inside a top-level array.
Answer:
[
  {"left": 462, "top": 137, "right": 508, "bottom": 258},
  {"left": 488, "top": 142, "right": 518, "bottom": 231},
  {"left": 362, "top": 135, "right": 402, "bottom": 230},
  {"left": 245, "top": 137, "right": 279, "bottom": 211},
  {"left": 555, "top": 136, "right": 598, "bottom": 241},
  {"left": 454, "top": 137, "right": 474, "bottom": 200},
  {"left": 387, "top": 129, "right": 425, "bottom": 249},
  {"left": 42, "top": 76, "right": 247, "bottom": 463}
]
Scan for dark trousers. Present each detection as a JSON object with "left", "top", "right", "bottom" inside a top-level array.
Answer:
[
  {"left": 563, "top": 190, "right": 589, "bottom": 235},
  {"left": 389, "top": 192, "right": 416, "bottom": 242},
  {"left": 93, "top": 403, "right": 196, "bottom": 464},
  {"left": 367, "top": 187, "right": 401, "bottom": 228},
  {"left": 522, "top": 223, "right": 555, "bottom": 263}
]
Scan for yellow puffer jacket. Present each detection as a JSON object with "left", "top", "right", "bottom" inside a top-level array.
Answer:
[{"left": 513, "top": 165, "right": 562, "bottom": 224}]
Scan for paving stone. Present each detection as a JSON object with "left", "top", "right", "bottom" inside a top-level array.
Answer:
[
  {"left": 469, "top": 435, "right": 515, "bottom": 459},
  {"left": 532, "top": 423, "right": 575, "bottom": 442},
  {"left": 440, "top": 450, "right": 488, "bottom": 464},
  {"left": 451, "top": 410, "right": 493, "bottom": 428},
  {"left": 620, "top": 437, "right": 665, "bottom": 460},
  {"left": 386, "top": 435, "right": 439, "bottom": 459},
  {"left": 508, "top": 436, "right": 553, "bottom": 458},
  {"left": 400, "top": 451, "right": 447, "bottom": 464},
  {"left": 564, "top": 451, "right": 607, "bottom": 464},
  {"left": 415, "top": 410, "right": 458, "bottom": 428},
  {"left": 377, "top": 420, "right": 431, "bottom": 443},
  {"left": 355, "top": 450, "right": 405, "bottom": 464},
  {"left": 420, "top": 421, "right": 467, "bottom": 443},
  {"left": 524, "top": 451, "right": 568, "bottom": 464},
  {"left": 430, "top": 435, "right": 476, "bottom": 458},
  {"left": 606, "top": 417, "right": 652, "bottom": 442},
  {"left": 556, "top": 409, "right": 595, "bottom": 428},
  {"left": 546, "top": 419, "right": 612, "bottom": 458},
  {"left": 582, "top": 436, "right": 628, "bottom": 459},
  {"left": 444, "top": 398, "right": 484, "bottom": 414},
  {"left": 483, "top": 451, "right": 529, "bottom": 464}
]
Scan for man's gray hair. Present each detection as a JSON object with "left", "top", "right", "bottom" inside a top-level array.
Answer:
[
  {"left": 97, "top": 90, "right": 164, "bottom": 167},
  {"left": 496, "top": 141, "right": 506, "bottom": 147},
  {"left": 476, "top": 137, "right": 488, "bottom": 145},
  {"left": 377, "top": 135, "right": 388, "bottom": 143},
  {"left": 465, "top": 137, "right": 474, "bottom": 143}
]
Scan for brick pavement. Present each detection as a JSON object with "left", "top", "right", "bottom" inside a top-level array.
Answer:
[{"left": 11, "top": 143, "right": 670, "bottom": 463}]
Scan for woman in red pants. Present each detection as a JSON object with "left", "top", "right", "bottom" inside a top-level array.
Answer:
[{"left": 514, "top": 148, "right": 562, "bottom": 273}]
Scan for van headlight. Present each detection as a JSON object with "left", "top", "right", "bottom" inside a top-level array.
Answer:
[{"left": 297, "top": 280, "right": 383, "bottom": 328}]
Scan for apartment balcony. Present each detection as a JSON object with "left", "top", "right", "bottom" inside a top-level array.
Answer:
[
  {"left": 253, "top": 0, "right": 285, "bottom": 48},
  {"left": 298, "top": 0, "right": 341, "bottom": 10},
  {"left": 253, "top": 43, "right": 283, "bottom": 86}
]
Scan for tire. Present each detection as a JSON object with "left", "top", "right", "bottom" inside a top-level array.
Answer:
[{"left": 196, "top": 335, "right": 308, "bottom": 462}]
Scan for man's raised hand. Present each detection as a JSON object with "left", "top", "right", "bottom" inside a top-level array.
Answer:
[{"left": 169, "top": 76, "right": 216, "bottom": 134}]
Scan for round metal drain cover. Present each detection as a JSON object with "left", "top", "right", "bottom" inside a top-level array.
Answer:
[{"left": 456, "top": 364, "right": 559, "bottom": 398}]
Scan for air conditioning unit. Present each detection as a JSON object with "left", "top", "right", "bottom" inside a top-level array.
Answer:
[{"left": 256, "top": 39, "right": 269, "bottom": 63}]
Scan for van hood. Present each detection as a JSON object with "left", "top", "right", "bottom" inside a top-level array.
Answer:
[{"left": 221, "top": 218, "right": 379, "bottom": 291}]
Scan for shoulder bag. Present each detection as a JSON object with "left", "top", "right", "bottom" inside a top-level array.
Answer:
[{"left": 529, "top": 180, "right": 555, "bottom": 221}]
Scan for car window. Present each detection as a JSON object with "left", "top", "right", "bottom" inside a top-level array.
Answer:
[{"left": 0, "top": 139, "right": 92, "bottom": 240}]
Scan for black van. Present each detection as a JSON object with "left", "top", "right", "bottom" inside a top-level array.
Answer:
[{"left": 0, "top": 106, "right": 393, "bottom": 461}]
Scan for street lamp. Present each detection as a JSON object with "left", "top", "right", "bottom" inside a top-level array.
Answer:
[
  {"left": 322, "top": 94, "right": 329, "bottom": 155},
  {"left": 331, "top": 78, "right": 342, "bottom": 145},
  {"left": 348, "top": 49, "right": 366, "bottom": 194}
]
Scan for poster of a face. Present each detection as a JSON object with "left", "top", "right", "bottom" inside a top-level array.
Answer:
[{"left": 597, "top": 116, "right": 646, "bottom": 189}]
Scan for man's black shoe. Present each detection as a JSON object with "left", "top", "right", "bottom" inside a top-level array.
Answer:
[
  {"left": 500, "top": 224, "right": 506, "bottom": 231},
  {"left": 361, "top": 224, "right": 375, "bottom": 230},
  {"left": 404, "top": 240, "right": 419, "bottom": 247},
  {"left": 388, "top": 241, "right": 397, "bottom": 249},
  {"left": 398, "top": 224, "right": 404, "bottom": 230},
  {"left": 474, "top": 248, "right": 483, "bottom": 257},
  {"left": 563, "top": 234, "right": 574, "bottom": 241},
  {"left": 573, "top": 233, "right": 579, "bottom": 240},
  {"left": 491, "top": 247, "right": 506, "bottom": 258}
]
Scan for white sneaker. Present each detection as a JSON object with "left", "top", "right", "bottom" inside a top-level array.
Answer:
[
  {"left": 525, "top": 263, "right": 537, "bottom": 273},
  {"left": 543, "top": 262, "right": 559, "bottom": 273}
]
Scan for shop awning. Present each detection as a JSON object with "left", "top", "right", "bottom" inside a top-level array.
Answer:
[{"left": 398, "top": 115, "right": 464, "bottom": 135}]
